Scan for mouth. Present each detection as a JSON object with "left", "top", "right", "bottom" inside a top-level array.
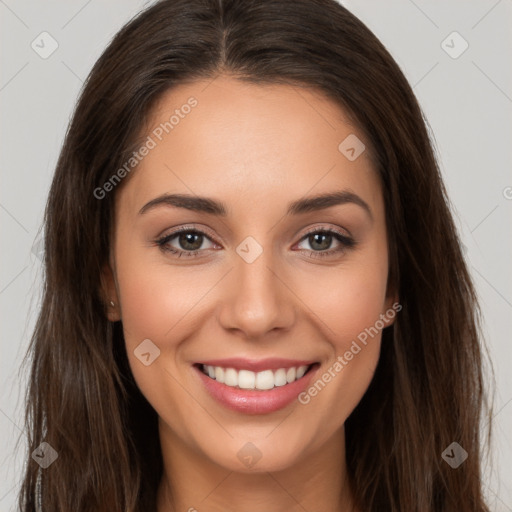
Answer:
[
  {"left": 193, "top": 359, "right": 320, "bottom": 414},
  {"left": 195, "top": 362, "right": 316, "bottom": 391}
]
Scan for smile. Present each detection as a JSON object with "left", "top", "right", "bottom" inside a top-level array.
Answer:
[
  {"left": 193, "top": 358, "right": 320, "bottom": 414},
  {"left": 199, "top": 363, "right": 312, "bottom": 390}
]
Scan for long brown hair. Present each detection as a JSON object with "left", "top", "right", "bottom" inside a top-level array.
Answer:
[{"left": 18, "top": 0, "right": 492, "bottom": 510}]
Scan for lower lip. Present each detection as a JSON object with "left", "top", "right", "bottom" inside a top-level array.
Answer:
[{"left": 194, "top": 364, "right": 319, "bottom": 415}]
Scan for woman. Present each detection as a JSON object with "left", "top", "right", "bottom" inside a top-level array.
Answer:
[{"left": 18, "top": 0, "right": 492, "bottom": 510}]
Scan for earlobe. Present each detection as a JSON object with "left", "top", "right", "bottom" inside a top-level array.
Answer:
[{"left": 99, "top": 262, "right": 121, "bottom": 322}]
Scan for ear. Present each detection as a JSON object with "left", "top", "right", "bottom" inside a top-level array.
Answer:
[
  {"left": 382, "top": 293, "right": 400, "bottom": 328},
  {"left": 99, "top": 261, "right": 121, "bottom": 322},
  {"left": 381, "top": 276, "right": 400, "bottom": 328}
]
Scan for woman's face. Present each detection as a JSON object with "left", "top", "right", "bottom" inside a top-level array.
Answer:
[{"left": 104, "top": 75, "right": 397, "bottom": 473}]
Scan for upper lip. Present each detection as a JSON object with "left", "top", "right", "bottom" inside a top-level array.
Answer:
[{"left": 196, "top": 358, "right": 317, "bottom": 372}]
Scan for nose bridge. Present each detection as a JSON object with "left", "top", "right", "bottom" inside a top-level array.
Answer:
[{"left": 219, "top": 234, "right": 294, "bottom": 337}]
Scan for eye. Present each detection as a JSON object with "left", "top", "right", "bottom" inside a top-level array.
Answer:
[
  {"left": 295, "top": 227, "right": 356, "bottom": 259},
  {"left": 155, "top": 226, "right": 218, "bottom": 257}
]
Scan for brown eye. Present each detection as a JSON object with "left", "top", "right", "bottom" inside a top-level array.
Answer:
[
  {"left": 296, "top": 228, "right": 356, "bottom": 259},
  {"left": 176, "top": 231, "right": 204, "bottom": 251},
  {"left": 307, "top": 232, "right": 334, "bottom": 251},
  {"left": 155, "top": 228, "right": 217, "bottom": 257}
]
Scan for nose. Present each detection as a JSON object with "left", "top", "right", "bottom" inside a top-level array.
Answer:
[{"left": 217, "top": 242, "right": 296, "bottom": 341}]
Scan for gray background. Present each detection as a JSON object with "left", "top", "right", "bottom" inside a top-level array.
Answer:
[{"left": 1, "top": 0, "right": 511, "bottom": 510}]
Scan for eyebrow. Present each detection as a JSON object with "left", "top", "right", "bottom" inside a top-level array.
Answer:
[{"left": 138, "top": 190, "right": 373, "bottom": 220}]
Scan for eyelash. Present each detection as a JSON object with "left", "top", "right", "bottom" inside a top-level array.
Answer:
[{"left": 154, "top": 225, "right": 356, "bottom": 260}]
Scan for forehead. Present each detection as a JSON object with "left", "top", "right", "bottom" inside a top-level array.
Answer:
[{"left": 117, "top": 76, "right": 382, "bottom": 219}]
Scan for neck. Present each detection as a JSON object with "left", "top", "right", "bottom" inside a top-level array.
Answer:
[{"left": 156, "top": 421, "right": 356, "bottom": 512}]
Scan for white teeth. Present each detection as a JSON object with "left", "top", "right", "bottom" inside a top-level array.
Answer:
[
  {"left": 274, "top": 368, "right": 287, "bottom": 387},
  {"left": 202, "top": 364, "right": 311, "bottom": 390},
  {"left": 224, "top": 368, "right": 238, "bottom": 387},
  {"left": 255, "top": 370, "right": 274, "bottom": 390},
  {"left": 296, "top": 365, "right": 308, "bottom": 379},
  {"left": 238, "top": 370, "right": 255, "bottom": 390},
  {"left": 214, "top": 366, "right": 225, "bottom": 383}
]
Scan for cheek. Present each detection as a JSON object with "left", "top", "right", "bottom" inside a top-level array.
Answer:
[
  {"left": 112, "top": 248, "right": 180, "bottom": 389},
  {"left": 115, "top": 248, "right": 210, "bottom": 343},
  {"left": 113, "top": 248, "right": 222, "bottom": 407},
  {"left": 293, "top": 247, "right": 389, "bottom": 424},
  {"left": 310, "top": 268, "right": 385, "bottom": 391},
  {"left": 117, "top": 267, "right": 167, "bottom": 345},
  {"left": 114, "top": 254, "right": 198, "bottom": 433},
  {"left": 306, "top": 246, "right": 389, "bottom": 348},
  {"left": 315, "top": 272, "right": 387, "bottom": 336}
]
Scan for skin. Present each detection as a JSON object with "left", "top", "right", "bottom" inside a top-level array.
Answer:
[{"left": 101, "top": 75, "right": 398, "bottom": 512}]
